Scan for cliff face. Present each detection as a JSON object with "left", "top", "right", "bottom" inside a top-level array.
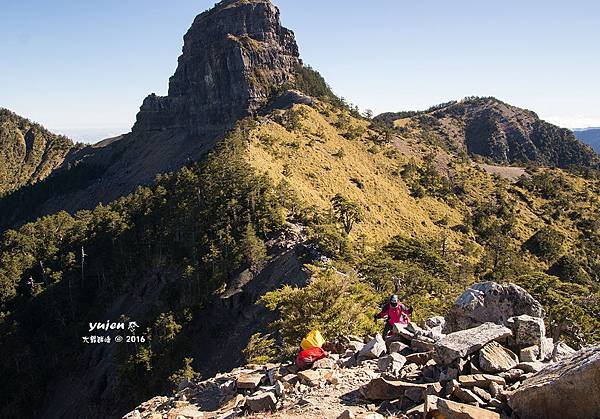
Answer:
[
  {"left": 0, "top": 109, "right": 75, "bottom": 195},
  {"left": 134, "top": 0, "right": 299, "bottom": 135},
  {"left": 0, "top": 0, "right": 301, "bottom": 228}
]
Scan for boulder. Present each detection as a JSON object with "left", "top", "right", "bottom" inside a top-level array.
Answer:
[
  {"left": 509, "top": 345, "right": 600, "bottom": 419},
  {"left": 434, "top": 322, "right": 512, "bottom": 364},
  {"left": 445, "top": 282, "right": 543, "bottom": 332},
  {"left": 246, "top": 392, "right": 277, "bottom": 412},
  {"left": 392, "top": 323, "right": 415, "bottom": 340},
  {"left": 411, "top": 338, "right": 435, "bottom": 353},
  {"left": 388, "top": 341, "right": 409, "bottom": 354},
  {"left": 404, "top": 386, "right": 425, "bottom": 403},
  {"left": 236, "top": 373, "right": 263, "bottom": 390},
  {"left": 488, "top": 381, "right": 503, "bottom": 398},
  {"left": 358, "top": 334, "right": 386, "bottom": 360},
  {"left": 360, "top": 377, "right": 427, "bottom": 400},
  {"left": 424, "top": 395, "right": 500, "bottom": 419},
  {"left": 377, "top": 353, "right": 406, "bottom": 374},
  {"left": 297, "top": 369, "right": 321, "bottom": 387},
  {"left": 281, "top": 373, "right": 299, "bottom": 386},
  {"left": 552, "top": 341, "right": 576, "bottom": 361},
  {"left": 508, "top": 315, "right": 546, "bottom": 347},
  {"left": 520, "top": 345, "right": 539, "bottom": 362},
  {"left": 347, "top": 341, "right": 365, "bottom": 353},
  {"left": 478, "top": 341, "right": 519, "bottom": 373},
  {"left": 424, "top": 316, "right": 446, "bottom": 330}
]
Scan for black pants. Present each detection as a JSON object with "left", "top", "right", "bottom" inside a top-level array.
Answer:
[{"left": 383, "top": 322, "right": 393, "bottom": 337}]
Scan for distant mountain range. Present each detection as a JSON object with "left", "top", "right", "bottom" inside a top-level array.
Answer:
[{"left": 573, "top": 128, "right": 600, "bottom": 153}]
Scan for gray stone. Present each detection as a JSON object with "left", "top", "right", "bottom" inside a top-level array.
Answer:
[
  {"left": 358, "top": 334, "right": 386, "bottom": 360},
  {"left": 424, "top": 395, "right": 500, "bottom": 419},
  {"left": 445, "top": 282, "right": 543, "bottom": 333},
  {"left": 388, "top": 340, "right": 409, "bottom": 354},
  {"left": 347, "top": 341, "right": 365, "bottom": 352},
  {"left": 411, "top": 338, "right": 435, "bottom": 353},
  {"left": 297, "top": 369, "right": 321, "bottom": 386},
  {"left": 509, "top": 345, "right": 600, "bottom": 419},
  {"left": 360, "top": 377, "right": 428, "bottom": 400},
  {"left": 516, "top": 361, "right": 547, "bottom": 373},
  {"left": 552, "top": 341, "right": 576, "bottom": 361},
  {"left": 439, "top": 367, "right": 459, "bottom": 382},
  {"left": 520, "top": 345, "right": 539, "bottom": 362},
  {"left": 337, "top": 356, "right": 356, "bottom": 369},
  {"left": 434, "top": 322, "right": 512, "bottom": 364},
  {"left": 478, "top": 341, "right": 519, "bottom": 373},
  {"left": 405, "top": 351, "right": 432, "bottom": 365},
  {"left": 424, "top": 316, "right": 446, "bottom": 330},
  {"left": 236, "top": 373, "right": 263, "bottom": 390},
  {"left": 246, "top": 392, "right": 277, "bottom": 412},
  {"left": 377, "top": 353, "right": 406, "bottom": 374},
  {"left": 392, "top": 323, "right": 415, "bottom": 340},
  {"left": 508, "top": 315, "right": 546, "bottom": 347}
]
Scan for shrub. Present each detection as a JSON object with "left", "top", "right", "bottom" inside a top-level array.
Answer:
[
  {"left": 260, "top": 267, "right": 378, "bottom": 356},
  {"left": 523, "top": 227, "right": 565, "bottom": 262}
]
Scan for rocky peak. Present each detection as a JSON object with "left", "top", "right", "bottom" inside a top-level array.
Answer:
[{"left": 133, "top": 0, "right": 300, "bottom": 136}]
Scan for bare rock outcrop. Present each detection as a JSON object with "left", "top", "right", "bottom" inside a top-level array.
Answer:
[
  {"left": 508, "top": 344, "right": 600, "bottom": 419},
  {"left": 445, "top": 282, "right": 543, "bottom": 332},
  {"left": 133, "top": 0, "right": 299, "bottom": 135}
]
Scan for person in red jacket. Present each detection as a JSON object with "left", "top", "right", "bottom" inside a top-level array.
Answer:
[{"left": 374, "top": 294, "right": 413, "bottom": 337}]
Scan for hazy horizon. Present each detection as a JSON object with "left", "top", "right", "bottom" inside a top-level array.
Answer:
[{"left": 2, "top": 0, "right": 599, "bottom": 143}]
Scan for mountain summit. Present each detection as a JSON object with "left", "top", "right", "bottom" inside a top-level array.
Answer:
[
  {"left": 377, "top": 97, "right": 599, "bottom": 168},
  {"left": 0, "top": 0, "right": 302, "bottom": 227},
  {"left": 133, "top": 0, "right": 299, "bottom": 136}
]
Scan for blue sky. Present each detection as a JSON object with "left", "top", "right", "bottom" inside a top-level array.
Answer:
[{"left": 1, "top": 0, "right": 599, "bottom": 143}]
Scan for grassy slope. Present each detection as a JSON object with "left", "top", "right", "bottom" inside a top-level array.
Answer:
[
  {"left": 245, "top": 101, "right": 598, "bottom": 271},
  {"left": 246, "top": 103, "right": 464, "bottom": 245}
]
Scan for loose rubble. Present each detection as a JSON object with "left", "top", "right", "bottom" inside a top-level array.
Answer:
[{"left": 123, "top": 282, "right": 597, "bottom": 418}]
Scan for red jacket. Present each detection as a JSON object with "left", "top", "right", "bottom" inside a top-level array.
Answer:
[{"left": 376, "top": 303, "right": 411, "bottom": 326}]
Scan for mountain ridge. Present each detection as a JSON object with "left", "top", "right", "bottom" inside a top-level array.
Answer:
[
  {"left": 0, "top": 0, "right": 302, "bottom": 229},
  {"left": 375, "top": 97, "right": 599, "bottom": 169},
  {"left": 0, "top": 108, "right": 78, "bottom": 196}
]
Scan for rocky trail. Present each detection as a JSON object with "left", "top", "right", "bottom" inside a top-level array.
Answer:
[{"left": 124, "top": 282, "right": 599, "bottom": 419}]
